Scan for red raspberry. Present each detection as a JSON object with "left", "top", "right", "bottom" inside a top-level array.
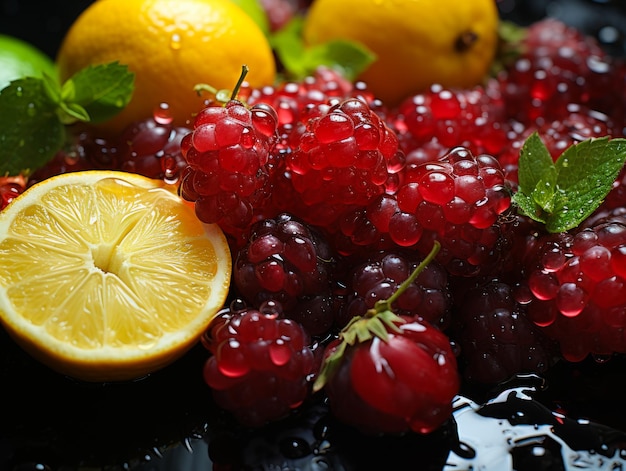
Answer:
[
  {"left": 337, "top": 250, "right": 452, "bottom": 331},
  {"left": 179, "top": 99, "right": 279, "bottom": 242},
  {"left": 523, "top": 211, "right": 626, "bottom": 362},
  {"left": 319, "top": 315, "right": 459, "bottom": 435},
  {"left": 336, "top": 147, "right": 512, "bottom": 276},
  {"left": 202, "top": 301, "right": 318, "bottom": 427},
  {"left": 499, "top": 18, "right": 624, "bottom": 127},
  {"left": 233, "top": 213, "right": 337, "bottom": 336},
  {"left": 392, "top": 81, "right": 509, "bottom": 158},
  {"left": 283, "top": 97, "right": 404, "bottom": 230},
  {"left": 451, "top": 278, "right": 556, "bottom": 384}
]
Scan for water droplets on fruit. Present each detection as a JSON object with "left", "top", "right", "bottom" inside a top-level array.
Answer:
[
  {"left": 170, "top": 33, "right": 182, "bottom": 50},
  {"left": 269, "top": 339, "right": 292, "bottom": 366},
  {"left": 153, "top": 103, "right": 173, "bottom": 124}
]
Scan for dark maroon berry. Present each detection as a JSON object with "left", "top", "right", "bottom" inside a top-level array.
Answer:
[
  {"left": 233, "top": 213, "right": 337, "bottom": 336},
  {"left": 338, "top": 250, "right": 452, "bottom": 331},
  {"left": 452, "top": 278, "right": 556, "bottom": 384},
  {"left": 202, "top": 301, "right": 318, "bottom": 427},
  {"left": 117, "top": 112, "right": 190, "bottom": 182},
  {"left": 524, "top": 212, "right": 626, "bottom": 362}
]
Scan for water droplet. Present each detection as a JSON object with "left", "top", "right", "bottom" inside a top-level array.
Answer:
[
  {"left": 170, "top": 33, "right": 182, "bottom": 50},
  {"left": 592, "top": 353, "right": 612, "bottom": 364},
  {"left": 279, "top": 436, "right": 312, "bottom": 459},
  {"left": 531, "top": 446, "right": 546, "bottom": 456},
  {"left": 153, "top": 102, "right": 173, "bottom": 124},
  {"left": 269, "top": 339, "right": 292, "bottom": 366}
]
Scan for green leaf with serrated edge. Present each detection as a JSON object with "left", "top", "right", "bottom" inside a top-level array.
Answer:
[
  {"left": 0, "top": 77, "right": 65, "bottom": 175},
  {"left": 60, "top": 62, "right": 134, "bottom": 124},
  {"left": 41, "top": 72, "right": 62, "bottom": 105},
  {"left": 546, "top": 137, "right": 626, "bottom": 232},
  {"left": 517, "top": 132, "right": 556, "bottom": 196},
  {"left": 532, "top": 169, "right": 557, "bottom": 213},
  {"left": 513, "top": 192, "right": 548, "bottom": 224},
  {"left": 58, "top": 101, "right": 90, "bottom": 124}
]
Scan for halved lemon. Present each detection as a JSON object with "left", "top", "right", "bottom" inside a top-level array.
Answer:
[{"left": 0, "top": 171, "right": 231, "bottom": 382}]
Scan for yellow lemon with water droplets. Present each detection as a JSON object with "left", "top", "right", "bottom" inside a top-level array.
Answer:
[
  {"left": 302, "top": 0, "right": 499, "bottom": 106},
  {"left": 56, "top": 0, "right": 276, "bottom": 135}
]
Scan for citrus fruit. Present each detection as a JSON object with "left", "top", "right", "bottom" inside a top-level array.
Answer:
[
  {"left": 230, "top": 0, "right": 271, "bottom": 36},
  {"left": 56, "top": 0, "right": 277, "bottom": 135},
  {"left": 0, "top": 34, "right": 57, "bottom": 90},
  {"left": 302, "top": 0, "right": 499, "bottom": 106},
  {"left": 0, "top": 170, "right": 231, "bottom": 382}
]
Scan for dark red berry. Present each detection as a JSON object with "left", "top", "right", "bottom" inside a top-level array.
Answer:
[
  {"left": 524, "top": 212, "right": 626, "bottom": 362},
  {"left": 116, "top": 111, "right": 190, "bottom": 182},
  {"left": 451, "top": 278, "right": 556, "bottom": 384},
  {"left": 338, "top": 250, "right": 452, "bottom": 331},
  {"left": 0, "top": 175, "right": 26, "bottom": 210},
  {"left": 321, "top": 315, "right": 459, "bottom": 435},
  {"left": 202, "top": 301, "right": 318, "bottom": 427}
]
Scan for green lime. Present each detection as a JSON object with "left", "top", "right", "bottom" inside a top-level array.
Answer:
[
  {"left": 0, "top": 35, "right": 58, "bottom": 90},
  {"left": 229, "top": 0, "right": 270, "bottom": 36}
]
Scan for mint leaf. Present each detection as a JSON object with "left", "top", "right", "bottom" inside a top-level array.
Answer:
[
  {"left": 512, "top": 131, "right": 556, "bottom": 222},
  {"left": 271, "top": 16, "right": 375, "bottom": 81},
  {"left": 513, "top": 133, "right": 626, "bottom": 233},
  {"left": 547, "top": 137, "right": 626, "bottom": 232},
  {"left": 60, "top": 62, "right": 134, "bottom": 124},
  {"left": 516, "top": 132, "right": 555, "bottom": 196},
  {"left": 0, "top": 78, "right": 65, "bottom": 175}
]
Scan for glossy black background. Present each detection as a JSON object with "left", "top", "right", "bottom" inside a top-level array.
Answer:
[{"left": 2, "top": 1, "right": 626, "bottom": 470}]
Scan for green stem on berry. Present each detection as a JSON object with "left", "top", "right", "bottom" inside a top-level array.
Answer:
[
  {"left": 194, "top": 64, "right": 250, "bottom": 104},
  {"left": 368, "top": 240, "right": 441, "bottom": 319},
  {"left": 312, "top": 241, "right": 441, "bottom": 393},
  {"left": 230, "top": 64, "right": 249, "bottom": 101}
]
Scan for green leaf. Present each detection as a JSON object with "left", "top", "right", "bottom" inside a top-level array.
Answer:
[
  {"left": 513, "top": 133, "right": 626, "bottom": 233},
  {"left": 0, "top": 77, "right": 65, "bottom": 175},
  {"left": 271, "top": 16, "right": 376, "bottom": 81},
  {"left": 547, "top": 137, "right": 626, "bottom": 232},
  {"left": 516, "top": 132, "right": 555, "bottom": 196},
  {"left": 513, "top": 191, "right": 547, "bottom": 224},
  {"left": 60, "top": 62, "right": 134, "bottom": 124}
]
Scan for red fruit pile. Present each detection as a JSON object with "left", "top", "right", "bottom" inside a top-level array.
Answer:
[{"left": 11, "top": 17, "right": 626, "bottom": 436}]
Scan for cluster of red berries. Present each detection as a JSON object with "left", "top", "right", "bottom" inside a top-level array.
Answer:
[{"left": 10, "top": 17, "right": 626, "bottom": 435}]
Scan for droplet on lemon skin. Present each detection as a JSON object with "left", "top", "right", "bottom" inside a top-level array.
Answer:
[
  {"left": 56, "top": 0, "right": 276, "bottom": 137},
  {"left": 302, "top": 0, "right": 500, "bottom": 106}
]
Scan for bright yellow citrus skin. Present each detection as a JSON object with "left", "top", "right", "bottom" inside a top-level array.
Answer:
[
  {"left": 0, "top": 171, "right": 231, "bottom": 382},
  {"left": 302, "top": 0, "right": 499, "bottom": 106},
  {"left": 56, "top": 0, "right": 276, "bottom": 135}
]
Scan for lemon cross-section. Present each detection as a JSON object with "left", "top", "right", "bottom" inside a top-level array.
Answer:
[{"left": 0, "top": 171, "right": 231, "bottom": 382}]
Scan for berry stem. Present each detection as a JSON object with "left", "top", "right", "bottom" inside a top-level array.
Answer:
[
  {"left": 193, "top": 64, "right": 250, "bottom": 103},
  {"left": 230, "top": 64, "right": 249, "bottom": 101},
  {"left": 368, "top": 240, "right": 441, "bottom": 319},
  {"left": 312, "top": 241, "right": 441, "bottom": 393}
]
